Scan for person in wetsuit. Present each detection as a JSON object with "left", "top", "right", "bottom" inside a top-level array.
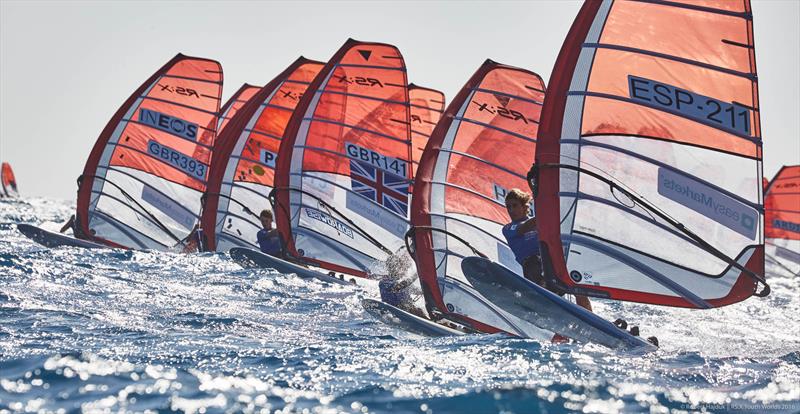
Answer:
[
  {"left": 256, "top": 209, "right": 284, "bottom": 257},
  {"left": 378, "top": 253, "right": 425, "bottom": 317},
  {"left": 502, "top": 188, "right": 592, "bottom": 312}
]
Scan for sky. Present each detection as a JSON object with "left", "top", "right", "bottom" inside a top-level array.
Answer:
[{"left": 1, "top": 0, "right": 798, "bottom": 200}]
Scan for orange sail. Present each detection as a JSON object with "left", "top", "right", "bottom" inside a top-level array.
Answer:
[
  {"left": 273, "top": 39, "right": 412, "bottom": 278},
  {"left": 535, "top": 0, "right": 767, "bottom": 308},
  {"left": 764, "top": 165, "right": 800, "bottom": 269},
  {"left": 217, "top": 84, "right": 261, "bottom": 134},
  {"left": 201, "top": 58, "right": 323, "bottom": 251},
  {"left": 1, "top": 162, "right": 18, "bottom": 197},
  {"left": 408, "top": 84, "right": 445, "bottom": 176},
  {"left": 76, "top": 54, "right": 224, "bottom": 249},
  {"left": 410, "top": 60, "right": 547, "bottom": 334},
  {"left": 765, "top": 165, "right": 800, "bottom": 241}
]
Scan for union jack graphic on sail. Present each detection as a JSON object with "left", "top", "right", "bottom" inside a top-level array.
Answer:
[{"left": 350, "top": 160, "right": 409, "bottom": 217}]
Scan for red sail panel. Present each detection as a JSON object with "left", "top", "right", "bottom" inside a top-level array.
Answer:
[
  {"left": 536, "top": 0, "right": 764, "bottom": 308},
  {"left": 1, "top": 162, "right": 18, "bottom": 197},
  {"left": 409, "top": 84, "right": 445, "bottom": 176},
  {"left": 76, "top": 54, "right": 223, "bottom": 249},
  {"left": 201, "top": 58, "right": 324, "bottom": 251},
  {"left": 217, "top": 84, "right": 261, "bottom": 134},
  {"left": 765, "top": 165, "right": 800, "bottom": 240},
  {"left": 411, "top": 60, "right": 549, "bottom": 335},
  {"left": 274, "top": 39, "right": 411, "bottom": 277}
]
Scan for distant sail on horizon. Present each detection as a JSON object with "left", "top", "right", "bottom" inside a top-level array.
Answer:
[
  {"left": 534, "top": 0, "right": 768, "bottom": 308},
  {"left": 1, "top": 162, "right": 19, "bottom": 198},
  {"left": 76, "top": 53, "right": 224, "bottom": 249}
]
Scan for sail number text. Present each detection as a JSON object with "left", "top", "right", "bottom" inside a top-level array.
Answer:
[
  {"left": 628, "top": 76, "right": 751, "bottom": 136},
  {"left": 147, "top": 140, "right": 207, "bottom": 180},
  {"left": 345, "top": 142, "right": 407, "bottom": 177}
]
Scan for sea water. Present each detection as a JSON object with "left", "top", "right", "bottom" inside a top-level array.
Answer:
[{"left": 1, "top": 198, "right": 798, "bottom": 413}]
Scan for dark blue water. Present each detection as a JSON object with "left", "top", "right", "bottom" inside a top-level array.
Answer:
[{"left": 1, "top": 198, "right": 799, "bottom": 413}]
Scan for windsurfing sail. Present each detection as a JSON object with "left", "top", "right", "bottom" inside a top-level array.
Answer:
[
  {"left": 273, "top": 39, "right": 412, "bottom": 277},
  {"left": 409, "top": 84, "right": 445, "bottom": 175},
  {"left": 76, "top": 53, "right": 224, "bottom": 249},
  {"left": 533, "top": 0, "right": 768, "bottom": 308},
  {"left": 765, "top": 166, "right": 800, "bottom": 241},
  {"left": 217, "top": 84, "right": 261, "bottom": 134},
  {"left": 1, "top": 162, "right": 18, "bottom": 197},
  {"left": 764, "top": 165, "right": 800, "bottom": 267},
  {"left": 200, "top": 57, "right": 324, "bottom": 252},
  {"left": 409, "top": 59, "right": 549, "bottom": 334}
]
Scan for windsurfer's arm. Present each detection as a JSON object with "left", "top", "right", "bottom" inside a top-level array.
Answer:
[
  {"left": 516, "top": 216, "right": 537, "bottom": 234},
  {"left": 391, "top": 276, "right": 416, "bottom": 292},
  {"left": 576, "top": 295, "right": 593, "bottom": 312},
  {"left": 277, "top": 231, "right": 288, "bottom": 259}
]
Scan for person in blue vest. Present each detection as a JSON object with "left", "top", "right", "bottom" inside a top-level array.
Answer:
[
  {"left": 257, "top": 209, "right": 284, "bottom": 257},
  {"left": 378, "top": 253, "right": 425, "bottom": 317},
  {"left": 502, "top": 188, "right": 592, "bottom": 312}
]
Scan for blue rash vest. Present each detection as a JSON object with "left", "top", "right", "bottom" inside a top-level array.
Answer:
[
  {"left": 379, "top": 278, "right": 413, "bottom": 307},
  {"left": 502, "top": 216, "right": 541, "bottom": 265},
  {"left": 257, "top": 229, "right": 283, "bottom": 256}
]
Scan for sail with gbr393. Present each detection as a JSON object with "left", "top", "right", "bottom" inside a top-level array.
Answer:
[{"left": 76, "top": 54, "right": 224, "bottom": 249}]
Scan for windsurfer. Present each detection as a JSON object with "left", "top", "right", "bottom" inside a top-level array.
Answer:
[
  {"left": 378, "top": 253, "right": 425, "bottom": 317},
  {"left": 182, "top": 224, "right": 206, "bottom": 253},
  {"left": 257, "top": 209, "right": 284, "bottom": 257},
  {"left": 502, "top": 189, "right": 593, "bottom": 312}
]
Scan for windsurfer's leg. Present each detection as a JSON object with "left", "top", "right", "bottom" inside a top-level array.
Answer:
[
  {"left": 575, "top": 295, "right": 593, "bottom": 312},
  {"left": 59, "top": 215, "right": 76, "bottom": 234},
  {"left": 522, "top": 256, "right": 545, "bottom": 286}
]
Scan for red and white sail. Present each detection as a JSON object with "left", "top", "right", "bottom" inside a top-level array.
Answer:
[
  {"left": 217, "top": 84, "right": 261, "bottom": 134},
  {"left": 76, "top": 54, "right": 223, "bottom": 249},
  {"left": 273, "top": 39, "right": 412, "bottom": 277},
  {"left": 764, "top": 165, "right": 800, "bottom": 267},
  {"left": 201, "top": 58, "right": 323, "bottom": 251},
  {"left": 410, "top": 60, "right": 552, "bottom": 337},
  {"left": 535, "top": 0, "right": 767, "bottom": 308},
  {"left": 765, "top": 166, "right": 800, "bottom": 241},
  {"left": 409, "top": 84, "right": 445, "bottom": 176},
  {"left": 1, "top": 162, "right": 18, "bottom": 198}
]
